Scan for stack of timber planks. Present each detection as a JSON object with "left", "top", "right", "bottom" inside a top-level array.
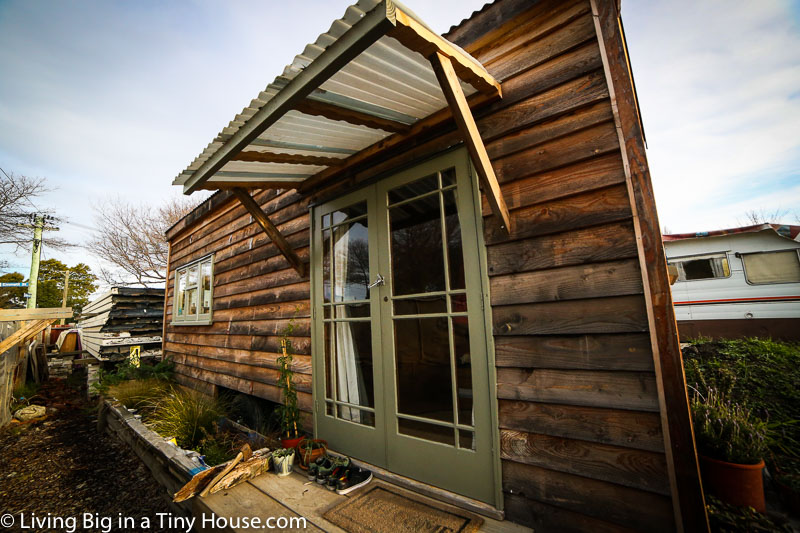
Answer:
[{"left": 79, "top": 287, "right": 165, "bottom": 361}]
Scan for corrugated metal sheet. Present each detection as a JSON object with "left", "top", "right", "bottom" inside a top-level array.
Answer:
[{"left": 173, "top": 0, "right": 480, "bottom": 188}]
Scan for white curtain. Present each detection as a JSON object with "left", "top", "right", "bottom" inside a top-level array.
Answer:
[{"left": 333, "top": 226, "right": 367, "bottom": 423}]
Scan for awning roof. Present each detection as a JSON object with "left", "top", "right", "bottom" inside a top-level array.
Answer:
[{"left": 172, "top": 0, "right": 501, "bottom": 195}]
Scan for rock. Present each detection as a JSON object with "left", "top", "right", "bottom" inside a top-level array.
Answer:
[{"left": 14, "top": 405, "right": 47, "bottom": 421}]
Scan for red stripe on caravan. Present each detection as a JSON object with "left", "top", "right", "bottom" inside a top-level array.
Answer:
[{"left": 674, "top": 295, "right": 800, "bottom": 305}]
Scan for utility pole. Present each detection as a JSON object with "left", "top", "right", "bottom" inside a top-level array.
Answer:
[
  {"left": 60, "top": 269, "right": 71, "bottom": 325},
  {"left": 26, "top": 215, "right": 45, "bottom": 309}
]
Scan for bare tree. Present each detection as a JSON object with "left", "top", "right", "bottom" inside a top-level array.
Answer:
[
  {"left": 738, "top": 208, "right": 795, "bottom": 226},
  {"left": 87, "top": 196, "right": 200, "bottom": 287},
  {"left": 0, "top": 168, "right": 71, "bottom": 251}
]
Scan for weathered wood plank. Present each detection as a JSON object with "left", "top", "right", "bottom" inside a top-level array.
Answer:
[
  {"left": 503, "top": 461, "right": 674, "bottom": 532},
  {"left": 483, "top": 150, "right": 623, "bottom": 213},
  {"left": 504, "top": 493, "right": 635, "bottom": 533},
  {"left": 494, "top": 332, "right": 653, "bottom": 371},
  {"left": 166, "top": 332, "right": 311, "bottom": 357},
  {"left": 490, "top": 258, "right": 643, "bottom": 305},
  {"left": 492, "top": 295, "right": 649, "bottom": 336},
  {"left": 500, "top": 429, "right": 670, "bottom": 495},
  {"left": 173, "top": 362, "right": 312, "bottom": 413},
  {"left": 593, "top": 1, "right": 708, "bottom": 529},
  {"left": 487, "top": 219, "right": 637, "bottom": 277},
  {"left": 172, "top": 352, "right": 312, "bottom": 393},
  {"left": 213, "top": 283, "right": 310, "bottom": 312},
  {"left": 0, "top": 308, "right": 72, "bottom": 322},
  {"left": 496, "top": 368, "right": 660, "bottom": 412},
  {"left": 165, "top": 341, "right": 312, "bottom": 375},
  {"left": 499, "top": 400, "right": 664, "bottom": 452},
  {"left": 484, "top": 184, "right": 632, "bottom": 245}
]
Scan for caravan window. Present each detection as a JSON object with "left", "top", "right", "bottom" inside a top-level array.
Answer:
[
  {"left": 669, "top": 253, "right": 730, "bottom": 281},
  {"left": 173, "top": 255, "right": 214, "bottom": 324},
  {"left": 742, "top": 250, "right": 800, "bottom": 284}
]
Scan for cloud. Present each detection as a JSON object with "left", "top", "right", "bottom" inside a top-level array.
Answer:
[{"left": 622, "top": 0, "right": 800, "bottom": 232}]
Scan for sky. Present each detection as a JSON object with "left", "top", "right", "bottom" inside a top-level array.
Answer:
[{"left": 1, "top": 0, "right": 799, "bottom": 288}]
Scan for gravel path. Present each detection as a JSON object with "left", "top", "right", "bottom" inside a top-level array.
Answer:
[{"left": 0, "top": 378, "right": 173, "bottom": 532}]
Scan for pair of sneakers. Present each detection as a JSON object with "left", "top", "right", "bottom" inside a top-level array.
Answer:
[
  {"left": 308, "top": 455, "right": 350, "bottom": 484},
  {"left": 330, "top": 465, "right": 373, "bottom": 495}
]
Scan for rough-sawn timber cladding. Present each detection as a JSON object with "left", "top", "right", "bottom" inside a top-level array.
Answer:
[{"left": 165, "top": 0, "right": 700, "bottom": 530}]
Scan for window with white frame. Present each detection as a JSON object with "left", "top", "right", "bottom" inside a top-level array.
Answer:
[
  {"left": 669, "top": 252, "right": 731, "bottom": 282},
  {"left": 173, "top": 255, "right": 214, "bottom": 324},
  {"left": 741, "top": 250, "right": 800, "bottom": 284}
]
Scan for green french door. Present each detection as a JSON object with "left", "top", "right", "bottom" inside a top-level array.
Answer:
[{"left": 311, "top": 149, "right": 496, "bottom": 505}]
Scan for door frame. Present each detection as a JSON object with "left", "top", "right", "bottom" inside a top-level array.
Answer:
[{"left": 310, "top": 147, "right": 503, "bottom": 510}]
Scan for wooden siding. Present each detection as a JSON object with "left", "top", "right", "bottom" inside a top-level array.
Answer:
[{"left": 163, "top": 0, "right": 697, "bottom": 529}]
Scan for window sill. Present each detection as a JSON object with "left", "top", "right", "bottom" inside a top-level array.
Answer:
[{"left": 170, "top": 319, "right": 213, "bottom": 327}]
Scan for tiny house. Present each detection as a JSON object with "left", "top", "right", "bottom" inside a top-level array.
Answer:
[
  {"left": 664, "top": 224, "right": 800, "bottom": 341},
  {"left": 163, "top": 1, "right": 708, "bottom": 530}
]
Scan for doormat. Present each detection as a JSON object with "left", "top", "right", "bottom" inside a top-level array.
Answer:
[{"left": 322, "top": 485, "right": 484, "bottom": 533}]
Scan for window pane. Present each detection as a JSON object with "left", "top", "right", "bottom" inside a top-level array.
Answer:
[
  {"left": 394, "top": 317, "right": 453, "bottom": 423},
  {"left": 390, "top": 193, "right": 445, "bottom": 295},
  {"left": 333, "top": 303, "right": 370, "bottom": 319},
  {"left": 441, "top": 167, "right": 456, "bottom": 188},
  {"left": 743, "top": 251, "right": 800, "bottom": 284},
  {"left": 186, "top": 288, "right": 198, "bottom": 316},
  {"left": 176, "top": 271, "right": 186, "bottom": 316},
  {"left": 324, "top": 322, "right": 333, "bottom": 400},
  {"left": 201, "top": 261, "right": 212, "bottom": 314},
  {"left": 458, "top": 430, "right": 476, "bottom": 451},
  {"left": 398, "top": 418, "right": 454, "bottom": 446},
  {"left": 187, "top": 265, "right": 198, "bottom": 287},
  {"left": 332, "top": 219, "right": 370, "bottom": 302},
  {"left": 679, "top": 255, "right": 729, "bottom": 281}
]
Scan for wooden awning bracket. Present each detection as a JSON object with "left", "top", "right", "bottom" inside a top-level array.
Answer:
[
  {"left": 430, "top": 51, "right": 511, "bottom": 233},
  {"left": 231, "top": 187, "right": 306, "bottom": 278}
]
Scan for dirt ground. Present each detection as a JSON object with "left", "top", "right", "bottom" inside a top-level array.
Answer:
[{"left": 0, "top": 378, "right": 174, "bottom": 532}]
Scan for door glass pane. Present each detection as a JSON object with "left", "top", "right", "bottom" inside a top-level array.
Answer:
[
  {"left": 441, "top": 167, "right": 457, "bottom": 187},
  {"left": 338, "top": 406, "right": 375, "bottom": 427},
  {"left": 458, "top": 430, "right": 475, "bottom": 451},
  {"left": 394, "top": 296, "right": 447, "bottom": 316},
  {"left": 399, "top": 418, "right": 454, "bottom": 446},
  {"left": 334, "top": 303, "right": 370, "bottom": 319},
  {"left": 334, "top": 321, "right": 374, "bottom": 410},
  {"left": 322, "top": 229, "right": 331, "bottom": 303},
  {"left": 453, "top": 318, "right": 473, "bottom": 426},
  {"left": 324, "top": 322, "right": 333, "bottom": 399},
  {"left": 443, "top": 190, "right": 465, "bottom": 290},
  {"left": 390, "top": 193, "right": 445, "bottom": 295},
  {"left": 331, "top": 203, "right": 368, "bottom": 226},
  {"left": 333, "top": 218, "right": 370, "bottom": 302},
  {"left": 394, "top": 317, "right": 453, "bottom": 423},
  {"left": 388, "top": 173, "right": 439, "bottom": 204}
]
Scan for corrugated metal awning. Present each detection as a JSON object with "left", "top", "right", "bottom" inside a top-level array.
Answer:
[{"left": 172, "top": 0, "right": 501, "bottom": 196}]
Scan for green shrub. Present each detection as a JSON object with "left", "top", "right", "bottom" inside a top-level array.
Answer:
[
  {"left": 691, "top": 388, "right": 770, "bottom": 464},
  {"left": 684, "top": 338, "right": 800, "bottom": 451},
  {"left": 147, "top": 388, "right": 228, "bottom": 449},
  {"left": 706, "top": 495, "right": 792, "bottom": 532},
  {"left": 94, "top": 357, "right": 175, "bottom": 395},
  {"left": 107, "top": 378, "right": 171, "bottom": 412}
]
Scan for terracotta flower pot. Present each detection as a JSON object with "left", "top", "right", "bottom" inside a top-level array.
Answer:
[
  {"left": 295, "top": 438, "right": 328, "bottom": 470},
  {"left": 700, "top": 455, "right": 766, "bottom": 512},
  {"left": 280, "top": 436, "right": 304, "bottom": 450}
]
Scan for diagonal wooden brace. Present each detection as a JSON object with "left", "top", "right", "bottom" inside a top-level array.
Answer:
[
  {"left": 231, "top": 188, "right": 306, "bottom": 278},
  {"left": 430, "top": 51, "right": 511, "bottom": 233}
]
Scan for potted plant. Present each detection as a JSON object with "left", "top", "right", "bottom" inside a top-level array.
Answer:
[
  {"left": 691, "top": 387, "right": 770, "bottom": 512},
  {"left": 296, "top": 438, "right": 328, "bottom": 470},
  {"left": 272, "top": 448, "right": 295, "bottom": 477},
  {"left": 276, "top": 321, "right": 303, "bottom": 449}
]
